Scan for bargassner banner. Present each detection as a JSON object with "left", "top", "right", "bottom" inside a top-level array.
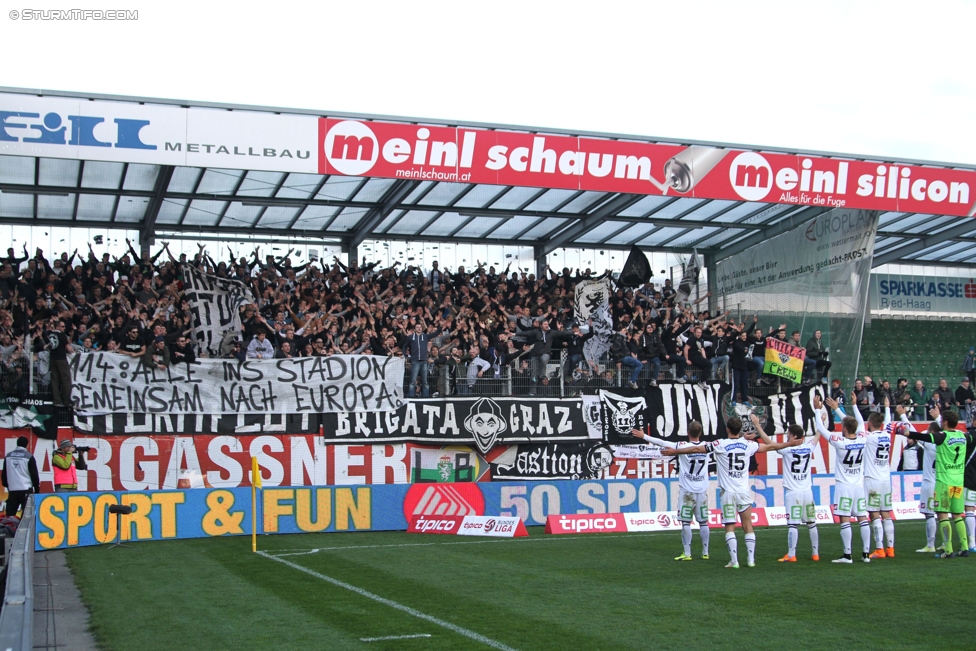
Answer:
[
  {"left": 714, "top": 209, "right": 879, "bottom": 296},
  {"left": 69, "top": 352, "right": 404, "bottom": 415}
]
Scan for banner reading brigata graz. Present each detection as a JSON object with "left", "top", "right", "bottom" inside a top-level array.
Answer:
[
  {"left": 2, "top": 92, "right": 974, "bottom": 216},
  {"left": 321, "top": 397, "right": 589, "bottom": 455},
  {"left": 69, "top": 352, "right": 404, "bottom": 415}
]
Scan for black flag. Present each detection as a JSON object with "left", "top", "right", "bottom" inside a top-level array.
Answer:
[{"left": 618, "top": 245, "right": 652, "bottom": 287}]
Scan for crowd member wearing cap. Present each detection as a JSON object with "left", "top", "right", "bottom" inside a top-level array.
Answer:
[
  {"left": 52, "top": 440, "right": 78, "bottom": 492},
  {"left": 224, "top": 339, "right": 246, "bottom": 362},
  {"left": 955, "top": 377, "right": 975, "bottom": 424},
  {"left": 143, "top": 335, "right": 171, "bottom": 371},
  {"left": 2, "top": 436, "right": 39, "bottom": 516}
]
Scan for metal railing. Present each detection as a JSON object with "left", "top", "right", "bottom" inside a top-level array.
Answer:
[{"left": 0, "top": 495, "right": 35, "bottom": 651}]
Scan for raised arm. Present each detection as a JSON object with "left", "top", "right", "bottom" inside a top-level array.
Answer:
[
  {"left": 749, "top": 414, "right": 772, "bottom": 445},
  {"left": 630, "top": 427, "right": 677, "bottom": 450},
  {"left": 659, "top": 443, "right": 708, "bottom": 456}
]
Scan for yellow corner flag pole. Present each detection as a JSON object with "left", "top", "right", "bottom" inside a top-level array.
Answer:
[{"left": 251, "top": 456, "right": 262, "bottom": 552}]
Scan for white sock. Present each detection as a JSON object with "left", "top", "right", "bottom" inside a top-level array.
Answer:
[
  {"left": 808, "top": 523, "right": 819, "bottom": 556},
  {"left": 966, "top": 513, "right": 975, "bottom": 548},
  {"left": 725, "top": 532, "right": 738, "bottom": 564},
  {"left": 882, "top": 518, "right": 895, "bottom": 548},
  {"left": 699, "top": 523, "right": 710, "bottom": 556},
  {"left": 787, "top": 524, "right": 798, "bottom": 556},
  {"left": 840, "top": 522, "right": 852, "bottom": 555},
  {"left": 871, "top": 518, "right": 883, "bottom": 549},
  {"left": 745, "top": 533, "right": 756, "bottom": 563},
  {"left": 859, "top": 520, "right": 871, "bottom": 554},
  {"left": 926, "top": 515, "right": 937, "bottom": 547},
  {"left": 681, "top": 523, "right": 692, "bottom": 555}
]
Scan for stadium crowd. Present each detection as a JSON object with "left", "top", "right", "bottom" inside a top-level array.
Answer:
[{"left": 0, "top": 240, "right": 973, "bottom": 411}]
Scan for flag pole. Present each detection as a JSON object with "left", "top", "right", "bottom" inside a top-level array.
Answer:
[{"left": 251, "top": 456, "right": 262, "bottom": 552}]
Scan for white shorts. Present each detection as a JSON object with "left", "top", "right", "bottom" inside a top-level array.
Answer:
[
  {"left": 965, "top": 488, "right": 976, "bottom": 508},
  {"left": 833, "top": 483, "right": 866, "bottom": 518},
  {"left": 920, "top": 482, "right": 936, "bottom": 515},
  {"left": 677, "top": 488, "right": 708, "bottom": 524},
  {"left": 864, "top": 478, "right": 893, "bottom": 512},
  {"left": 784, "top": 488, "right": 817, "bottom": 523},
  {"left": 720, "top": 490, "right": 753, "bottom": 524}
]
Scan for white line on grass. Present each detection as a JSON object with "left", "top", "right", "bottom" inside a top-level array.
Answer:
[
  {"left": 270, "top": 531, "right": 678, "bottom": 557},
  {"left": 360, "top": 634, "right": 433, "bottom": 642},
  {"left": 256, "top": 551, "right": 519, "bottom": 651}
]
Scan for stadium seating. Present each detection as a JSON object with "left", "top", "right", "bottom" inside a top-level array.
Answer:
[{"left": 858, "top": 318, "right": 974, "bottom": 391}]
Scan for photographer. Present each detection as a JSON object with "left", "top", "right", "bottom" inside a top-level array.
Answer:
[
  {"left": 2, "top": 436, "right": 39, "bottom": 516},
  {"left": 52, "top": 439, "right": 86, "bottom": 492}
]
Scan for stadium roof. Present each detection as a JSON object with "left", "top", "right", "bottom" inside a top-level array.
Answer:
[{"left": 1, "top": 87, "right": 975, "bottom": 268}]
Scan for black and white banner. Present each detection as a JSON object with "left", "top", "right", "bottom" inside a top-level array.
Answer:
[
  {"left": 489, "top": 442, "right": 613, "bottom": 480},
  {"left": 321, "top": 397, "right": 590, "bottom": 454},
  {"left": 760, "top": 384, "right": 826, "bottom": 436},
  {"left": 182, "top": 264, "right": 255, "bottom": 357},
  {"left": 73, "top": 411, "right": 319, "bottom": 436},
  {"left": 602, "top": 381, "right": 729, "bottom": 445},
  {"left": 69, "top": 353, "right": 404, "bottom": 415},
  {"left": 574, "top": 274, "right": 613, "bottom": 369}
]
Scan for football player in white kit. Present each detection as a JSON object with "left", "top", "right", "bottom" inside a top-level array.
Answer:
[
  {"left": 662, "top": 415, "right": 800, "bottom": 569},
  {"left": 753, "top": 395, "right": 826, "bottom": 563},
  {"left": 863, "top": 400, "right": 896, "bottom": 559},
  {"left": 813, "top": 397, "right": 872, "bottom": 563},
  {"left": 632, "top": 420, "right": 711, "bottom": 560},
  {"left": 911, "top": 407, "right": 946, "bottom": 552}
]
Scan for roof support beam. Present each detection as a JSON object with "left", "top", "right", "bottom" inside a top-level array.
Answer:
[
  {"left": 872, "top": 219, "right": 976, "bottom": 267},
  {"left": 139, "top": 166, "right": 174, "bottom": 248},
  {"left": 711, "top": 206, "right": 828, "bottom": 263},
  {"left": 540, "top": 193, "right": 645, "bottom": 256},
  {"left": 346, "top": 180, "right": 421, "bottom": 251}
]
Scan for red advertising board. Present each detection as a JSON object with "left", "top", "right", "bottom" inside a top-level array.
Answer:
[
  {"left": 0, "top": 430, "right": 488, "bottom": 491},
  {"left": 318, "top": 118, "right": 976, "bottom": 217}
]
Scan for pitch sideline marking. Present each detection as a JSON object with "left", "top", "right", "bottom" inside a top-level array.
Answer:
[
  {"left": 270, "top": 531, "right": 679, "bottom": 557},
  {"left": 257, "top": 551, "right": 518, "bottom": 651},
  {"left": 360, "top": 634, "right": 433, "bottom": 642}
]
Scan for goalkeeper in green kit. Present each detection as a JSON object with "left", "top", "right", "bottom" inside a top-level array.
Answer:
[{"left": 896, "top": 408, "right": 972, "bottom": 557}]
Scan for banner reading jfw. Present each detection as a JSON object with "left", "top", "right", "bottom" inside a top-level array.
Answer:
[{"left": 69, "top": 353, "right": 404, "bottom": 415}]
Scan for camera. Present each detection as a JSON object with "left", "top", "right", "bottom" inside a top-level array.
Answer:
[{"left": 75, "top": 446, "right": 91, "bottom": 453}]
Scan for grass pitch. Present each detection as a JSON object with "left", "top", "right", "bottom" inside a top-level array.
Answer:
[{"left": 66, "top": 521, "right": 976, "bottom": 650}]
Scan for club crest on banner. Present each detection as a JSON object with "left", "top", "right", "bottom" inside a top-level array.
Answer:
[
  {"left": 601, "top": 390, "right": 646, "bottom": 438},
  {"left": 463, "top": 397, "right": 508, "bottom": 454}
]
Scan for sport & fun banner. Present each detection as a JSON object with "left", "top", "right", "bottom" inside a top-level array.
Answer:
[
  {"left": 763, "top": 338, "right": 806, "bottom": 383},
  {"left": 69, "top": 352, "right": 404, "bottom": 415}
]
